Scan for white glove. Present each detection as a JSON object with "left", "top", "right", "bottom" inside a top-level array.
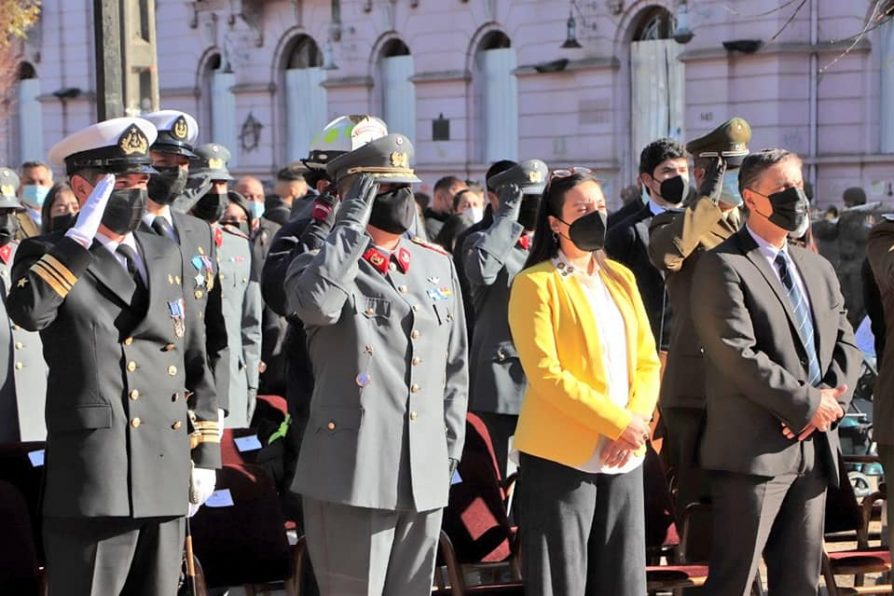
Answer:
[
  {"left": 65, "top": 174, "right": 116, "bottom": 248},
  {"left": 218, "top": 408, "right": 225, "bottom": 440},
  {"left": 187, "top": 466, "right": 217, "bottom": 517}
]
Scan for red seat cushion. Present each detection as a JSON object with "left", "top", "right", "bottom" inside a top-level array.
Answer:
[
  {"left": 827, "top": 549, "right": 891, "bottom": 567},
  {"left": 646, "top": 564, "right": 709, "bottom": 585}
]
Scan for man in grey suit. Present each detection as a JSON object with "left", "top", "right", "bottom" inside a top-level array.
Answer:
[
  {"left": 285, "top": 133, "right": 469, "bottom": 595},
  {"left": 461, "top": 159, "right": 546, "bottom": 478},
  {"left": 0, "top": 167, "right": 48, "bottom": 442},
  {"left": 8, "top": 117, "right": 221, "bottom": 594},
  {"left": 692, "top": 148, "right": 861, "bottom": 595}
]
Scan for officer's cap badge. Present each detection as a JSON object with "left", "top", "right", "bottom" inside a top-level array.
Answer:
[
  {"left": 528, "top": 170, "right": 544, "bottom": 183},
  {"left": 0, "top": 185, "right": 13, "bottom": 197},
  {"left": 172, "top": 116, "right": 188, "bottom": 140},
  {"left": 390, "top": 151, "right": 409, "bottom": 169},
  {"left": 119, "top": 125, "right": 149, "bottom": 156},
  {"left": 208, "top": 158, "right": 224, "bottom": 170}
]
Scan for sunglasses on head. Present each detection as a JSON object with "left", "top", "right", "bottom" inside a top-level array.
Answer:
[{"left": 546, "top": 167, "right": 595, "bottom": 192}]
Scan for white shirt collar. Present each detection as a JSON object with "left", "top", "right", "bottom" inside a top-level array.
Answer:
[
  {"left": 746, "top": 223, "right": 788, "bottom": 262},
  {"left": 648, "top": 199, "right": 666, "bottom": 216},
  {"left": 142, "top": 206, "right": 173, "bottom": 228},
  {"left": 552, "top": 249, "right": 599, "bottom": 279},
  {"left": 95, "top": 231, "right": 137, "bottom": 254}
]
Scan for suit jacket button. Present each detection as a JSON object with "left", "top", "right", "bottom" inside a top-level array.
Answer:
[
  {"left": 129, "top": 390, "right": 139, "bottom": 400},
  {"left": 411, "top": 384, "right": 421, "bottom": 393},
  {"left": 127, "top": 361, "right": 137, "bottom": 372},
  {"left": 14, "top": 362, "right": 23, "bottom": 370},
  {"left": 410, "top": 411, "right": 418, "bottom": 421},
  {"left": 327, "top": 421, "right": 336, "bottom": 431},
  {"left": 131, "top": 417, "right": 141, "bottom": 429},
  {"left": 172, "top": 420, "right": 182, "bottom": 430},
  {"left": 124, "top": 337, "right": 134, "bottom": 346},
  {"left": 411, "top": 330, "right": 420, "bottom": 340},
  {"left": 168, "top": 365, "right": 177, "bottom": 376}
]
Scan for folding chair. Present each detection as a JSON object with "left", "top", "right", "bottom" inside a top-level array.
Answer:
[{"left": 0, "top": 441, "right": 46, "bottom": 563}]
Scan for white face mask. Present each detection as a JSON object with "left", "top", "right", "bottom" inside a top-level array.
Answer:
[{"left": 467, "top": 206, "right": 484, "bottom": 223}]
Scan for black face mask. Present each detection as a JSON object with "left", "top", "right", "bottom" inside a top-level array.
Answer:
[
  {"left": 658, "top": 175, "right": 689, "bottom": 205},
  {"left": 518, "top": 195, "right": 541, "bottom": 230},
  {"left": 559, "top": 210, "right": 607, "bottom": 252},
  {"left": 760, "top": 186, "right": 810, "bottom": 233},
  {"left": 101, "top": 188, "right": 146, "bottom": 235},
  {"left": 48, "top": 213, "right": 77, "bottom": 234},
  {"left": 0, "top": 213, "right": 19, "bottom": 246},
  {"left": 193, "top": 192, "right": 227, "bottom": 223},
  {"left": 368, "top": 186, "right": 416, "bottom": 234},
  {"left": 147, "top": 166, "right": 188, "bottom": 205}
]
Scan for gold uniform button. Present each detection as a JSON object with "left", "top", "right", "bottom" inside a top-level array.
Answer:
[
  {"left": 124, "top": 337, "right": 134, "bottom": 346},
  {"left": 127, "top": 361, "right": 137, "bottom": 372},
  {"left": 167, "top": 365, "right": 177, "bottom": 376},
  {"left": 172, "top": 420, "right": 182, "bottom": 430},
  {"left": 412, "top": 357, "right": 422, "bottom": 366},
  {"left": 14, "top": 341, "right": 23, "bottom": 350},
  {"left": 327, "top": 421, "right": 336, "bottom": 431},
  {"left": 10, "top": 324, "right": 18, "bottom": 331},
  {"left": 194, "top": 290, "right": 204, "bottom": 300},
  {"left": 14, "top": 362, "right": 23, "bottom": 370},
  {"left": 411, "top": 384, "right": 421, "bottom": 393},
  {"left": 365, "top": 307, "right": 375, "bottom": 316},
  {"left": 410, "top": 411, "right": 418, "bottom": 421},
  {"left": 398, "top": 285, "right": 408, "bottom": 294},
  {"left": 131, "top": 417, "right": 141, "bottom": 429},
  {"left": 129, "top": 390, "right": 139, "bottom": 400},
  {"left": 163, "top": 343, "right": 176, "bottom": 352},
  {"left": 411, "top": 305, "right": 419, "bottom": 312},
  {"left": 411, "top": 330, "right": 420, "bottom": 340}
]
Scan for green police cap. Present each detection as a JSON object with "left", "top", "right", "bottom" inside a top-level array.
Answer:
[{"left": 686, "top": 117, "right": 752, "bottom": 167}]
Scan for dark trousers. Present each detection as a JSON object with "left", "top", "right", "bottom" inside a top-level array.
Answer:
[
  {"left": 661, "top": 406, "right": 709, "bottom": 512},
  {"left": 518, "top": 453, "right": 646, "bottom": 596},
  {"left": 703, "top": 466, "right": 828, "bottom": 596},
  {"left": 476, "top": 411, "right": 518, "bottom": 480},
  {"left": 44, "top": 515, "right": 184, "bottom": 596}
]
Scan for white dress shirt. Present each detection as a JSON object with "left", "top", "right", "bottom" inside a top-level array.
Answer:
[
  {"left": 745, "top": 225, "right": 814, "bottom": 319},
  {"left": 552, "top": 250, "right": 642, "bottom": 475}
]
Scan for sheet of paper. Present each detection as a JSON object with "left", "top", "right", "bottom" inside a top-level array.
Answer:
[
  {"left": 204, "top": 489, "right": 235, "bottom": 508},
  {"left": 234, "top": 434, "right": 263, "bottom": 452},
  {"left": 451, "top": 470, "right": 462, "bottom": 485},
  {"left": 28, "top": 449, "right": 44, "bottom": 467}
]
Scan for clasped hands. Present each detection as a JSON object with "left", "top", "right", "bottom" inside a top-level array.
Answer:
[
  {"left": 601, "top": 414, "right": 651, "bottom": 468},
  {"left": 781, "top": 384, "right": 847, "bottom": 441}
]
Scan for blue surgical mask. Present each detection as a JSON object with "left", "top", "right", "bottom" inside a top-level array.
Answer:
[
  {"left": 640, "top": 184, "right": 651, "bottom": 204},
  {"left": 719, "top": 169, "right": 743, "bottom": 207},
  {"left": 249, "top": 201, "right": 265, "bottom": 220},
  {"left": 21, "top": 184, "right": 49, "bottom": 207}
]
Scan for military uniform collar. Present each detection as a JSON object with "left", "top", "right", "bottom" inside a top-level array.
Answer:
[
  {"left": 0, "top": 243, "right": 12, "bottom": 264},
  {"left": 363, "top": 243, "right": 411, "bottom": 275}
]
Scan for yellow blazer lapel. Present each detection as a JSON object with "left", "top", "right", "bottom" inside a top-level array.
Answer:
[{"left": 556, "top": 268, "right": 606, "bottom": 383}]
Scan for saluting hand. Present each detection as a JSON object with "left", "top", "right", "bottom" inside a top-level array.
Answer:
[
  {"left": 334, "top": 174, "right": 379, "bottom": 231},
  {"left": 65, "top": 173, "right": 115, "bottom": 248},
  {"left": 699, "top": 157, "right": 726, "bottom": 204},
  {"left": 496, "top": 183, "right": 523, "bottom": 221}
]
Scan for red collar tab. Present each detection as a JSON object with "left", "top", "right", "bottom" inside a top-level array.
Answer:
[
  {"left": 363, "top": 247, "right": 389, "bottom": 275},
  {"left": 214, "top": 226, "right": 223, "bottom": 248},
  {"left": 394, "top": 247, "right": 411, "bottom": 273},
  {"left": 0, "top": 244, "right": 11, "bottom": 264},
  {"left": 517, "top": 234, "right": 531, "bottom": 251}
]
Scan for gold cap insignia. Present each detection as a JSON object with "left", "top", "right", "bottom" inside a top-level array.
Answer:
[
  {"left": 0, "top": 184, "right": 13, "bottom": 197},
  {"left": 208, "top": 158, "right": 224, "bottom": 170},
  {"left": 119, "top": 125, "right": 149, "bottom": 156},
  {"left": 390, "top": 152, "right": 409, "bottom": 169},
  {"left": 528, "top": 170, "right": 544, "bottom": 183},
  {"left": 172, "top": 116, "right": 188, "bottom": 140}
]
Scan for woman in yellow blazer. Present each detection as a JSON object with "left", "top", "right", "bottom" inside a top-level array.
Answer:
[{"left": 508, "top": 170, "right": 661, "bottom": 596}]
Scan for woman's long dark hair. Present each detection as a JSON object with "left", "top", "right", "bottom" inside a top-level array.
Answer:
[
  {"left": 524, "top": 172, "right": 600, "bottom": 270},
  {"left": 40, "top": 182, "right": 74, "bottom": 234}
]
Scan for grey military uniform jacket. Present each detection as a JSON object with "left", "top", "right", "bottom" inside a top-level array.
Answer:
[
  {"left": 461, "top": 213, "right": 528, "bottom": 415},
  {"left": 218, "top": 225, "right": 262, "bottom": 428},
  {"left": 0, "top": 242, "right": 48, "bottom": 442},
  {"left": 7, "top": 232, "right": 221, "bottom": 518},
  {"left": 285, "top": 225, "right": 469, "bottom": 512}
]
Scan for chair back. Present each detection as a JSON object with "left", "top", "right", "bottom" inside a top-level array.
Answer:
[{"left": 0, "top": 480, "right": 40, "bottom": 595}]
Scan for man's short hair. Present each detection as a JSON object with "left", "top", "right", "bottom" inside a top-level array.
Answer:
[
  {"left": 639, "top": 138, "right": 687, "bottom": 176},
  {"left": 738, "top": 148, "right": 801, "bottom": 194},
  {"left": 434, "top": 176, "right": 465, "bottom": 194},
  {"left": 20, "top": 160, "right": 50, "bottom": 173}
]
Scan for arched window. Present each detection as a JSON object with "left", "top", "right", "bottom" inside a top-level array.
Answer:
[
  {"left": 630, "top": 6, "right": 684, "bottom": 160},
  {"left": 378, "top": 39, "right": 415, "bottom": 142},
  {"left": 283, "top": 35, "right": 327, "bottom": 162},
  {"left": 475, "top": 31, "right": 518, "bottom": 163},
  {"left": 15, "top": 62, "right": 43, "bottom": 164},
  {"left": 202, "top": 53, "right": 238, "bottom": 165}
]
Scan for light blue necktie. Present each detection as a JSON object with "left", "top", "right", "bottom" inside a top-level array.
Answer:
[{"left": 774, "top": 252, "right": 822, "bottom": 386}]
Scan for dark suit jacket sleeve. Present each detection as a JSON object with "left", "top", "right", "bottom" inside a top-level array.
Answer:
[
  {"left": 648, "top": 195, "right": 725, "bottom": 273},
  {"left": 462, "top": 214, "right": 523, "bottom": 287},
  {"left": 7, "top": 236, "right": 93, "bottom": 331},
  {"left": 692, "top": 249, "right": 822, "bottom": 431},
  {"left": 604, "top": 219, "right": 636, "bottom": 261}
]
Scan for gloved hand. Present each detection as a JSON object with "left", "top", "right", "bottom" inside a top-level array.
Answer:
[
  {"left": 217, "top": 408, "right": 225, "bottom": 441},
  {"left": 172, "top": 174, "right": 213, "bottom": 214},
  {"left": 65, "top": 173, "right": 115, "bottom": 248},
  {"left": 333, "top": 174, "right": 379, "bottom": 231},
  {"left": 699, "top": 157, "right": 726, "bottom": 204},
  {"left": 311, "top": 191, "right": 339, "bottom": 226},
  {"left": 495, "top": 183, "right": 523, "bottom": 221},
  {"left": 187, "top": 466, "right": 217, "bottom": 517},
  {"left": 300, "top": 191, "right": 341, "bottom": 251}
]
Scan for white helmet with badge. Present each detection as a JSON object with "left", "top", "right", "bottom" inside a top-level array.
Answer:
[{"left": 303, "top": 115, "right": 388, "bottom": 171}]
